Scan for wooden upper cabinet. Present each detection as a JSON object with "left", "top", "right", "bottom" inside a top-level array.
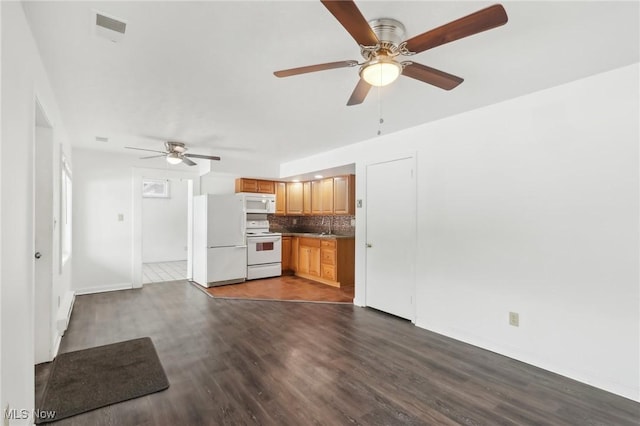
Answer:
[
  {"left": 235, "top": 178, "right": 275, "bottom": 194},
  {"left": 311, "top": 180, "right": 323, "bottom": 215},
  {"left": 302, "top": 181, "right": 312, "bottom": 215},
  {"left": 286, "top": 182, "right": 304, "bottom": 215},
  {"left": 258, "top": 180, "right": 275, "bottom": 194},
  {"left": 333, "top": 175, "right": 355, "bottom": 215},
  {"left": 321, "top": 178, "right": 334, "bottom": 215},
  {"left": 235, "top": 178, "right": 257, "bottom": 193},
  {"left": 275, "top": 181, "right": 286, "bottom": 216}
]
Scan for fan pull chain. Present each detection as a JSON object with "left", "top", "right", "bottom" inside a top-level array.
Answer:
[{"left": 377, "top": 85, "right": 384, "bottom": 136}]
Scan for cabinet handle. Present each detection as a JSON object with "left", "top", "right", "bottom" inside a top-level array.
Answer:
[{"left": 366, "top": 243, "right": 372, "bottom": 248}]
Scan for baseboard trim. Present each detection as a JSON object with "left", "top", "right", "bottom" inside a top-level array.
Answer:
[{"left": 74, "top": 283, "right": 133, "bottom": 295}]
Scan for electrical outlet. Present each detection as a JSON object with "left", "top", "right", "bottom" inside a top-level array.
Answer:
[
  {"left": 509, "top": 312, "right": 520, "bottom": 327},
  {"left": 357, "top": 199, "right": 363, "bottom": 208},
  {"left": 293, "top": 218, "right": 297, "bottom": 225},
  {"left": 350, "top": 218, "right": 356, "bottom": 227}
]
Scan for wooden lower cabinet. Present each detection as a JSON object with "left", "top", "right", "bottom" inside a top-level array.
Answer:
[
  {"left": 281, "top": 236, "right": 292, "bottom": 272},
  {"left": 298, "top": 238, "right": 321, "bottom": 277},
  {"left": 294, "top": 236, "right": 354, "bottom": 287},
  {"left": 291, "top": 237, "right": 299, "bottom": 272}
]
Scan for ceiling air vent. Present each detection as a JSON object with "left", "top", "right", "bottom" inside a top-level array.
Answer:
[{"left": 93, "top": 11, "right": 127, "bottom": 43}]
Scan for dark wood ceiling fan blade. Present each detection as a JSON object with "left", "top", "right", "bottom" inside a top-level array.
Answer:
[
  {"left": 403, "top": 4, "right": 508, "bottom": 54},
  {"left": 321, "top": 0, "right": 379, "bottom": 46},
  {"left": 274, "top": 60, "right": 358, "bottom": 78},
  {"left": 181, "top": 157, "right": 197, "bottom": 166},
  {"left": 346, "top": 78, "right": 372, "bottom": 106},
  {"left": 184, "top": 153, "right": 221, "bottom": 161},
  {"left": 139, "top": 155, "right": 166, "bottom": 160},
  {"left": 402, "top": 62, "right": 463, "bottom": 90},
  {"left": 125, "top": 146, "right": 166, "bottom": 154}
]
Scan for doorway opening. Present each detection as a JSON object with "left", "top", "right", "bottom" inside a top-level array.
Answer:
[
  {"left": 141, "top": 177, "right": 190, "bottom": 283},
  {"left": 132, "top": 169, "right": 199, "bottom": 288}
]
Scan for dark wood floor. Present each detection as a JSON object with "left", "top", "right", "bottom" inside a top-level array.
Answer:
[
  {"left": 36, "top": 281, "right": 639, "bottom": 425},
  {"left": 205, "top": 275, "right": 354, "bottom": 303}
]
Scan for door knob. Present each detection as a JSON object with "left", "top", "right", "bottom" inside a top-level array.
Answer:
[
  {"left": 34, "top": 252, "right": 42, "bottom": 259},
  {"left": 366, "top": 243, "right": 372, "bottom": 248}
]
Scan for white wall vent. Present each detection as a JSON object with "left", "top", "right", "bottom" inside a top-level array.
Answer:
[{"left": 93, "top": 10, "right": 127, "bottom": 43}]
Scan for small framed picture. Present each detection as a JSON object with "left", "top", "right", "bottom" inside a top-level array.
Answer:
[{"left": 142, "top": 178, "right": 170, "bottom": 198}]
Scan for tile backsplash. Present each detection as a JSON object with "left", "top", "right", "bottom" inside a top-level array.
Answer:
[{"left": 268, "top": 215, "right": 355, "bottom": 235}]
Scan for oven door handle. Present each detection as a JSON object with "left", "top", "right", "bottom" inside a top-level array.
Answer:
[{"left": 248, "top": 237, "right": 281, "bottom": 244}]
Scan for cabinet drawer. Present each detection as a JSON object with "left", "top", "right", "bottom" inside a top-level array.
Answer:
[
  {"left": 321, "top": 248, "right": 336, "bottom": 265},
  {"left": 320, "top": 239, "right": 336, "bottom": 249},
  {"left": 321, "top": 264, "right": 336, "bottom": 281},
  {"left": 299, "top": 237, "right": 321, "bottom": 248}
]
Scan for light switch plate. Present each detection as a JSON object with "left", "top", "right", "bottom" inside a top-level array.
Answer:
[{"left": 509, "top": 312, "right": 520, "bottom": 327}]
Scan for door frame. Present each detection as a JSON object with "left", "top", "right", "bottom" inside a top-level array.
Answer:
[
  {"left": 360, "top": 152, "right": 418, "bottom": 322},
  {"left": 132, "top": 168, "right": 200, "bottom": 287}
]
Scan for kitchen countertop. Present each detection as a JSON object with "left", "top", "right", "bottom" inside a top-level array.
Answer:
[{"left": 280, "top": 232, "right": 355, "bottom": 239}]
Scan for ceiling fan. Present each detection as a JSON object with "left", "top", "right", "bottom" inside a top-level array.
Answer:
[
  {"left": 274, "top": 1, "right": 508, "bottom": 106},
  {"left": 125, "top": 142, "right": 221, "bottom": 166}
]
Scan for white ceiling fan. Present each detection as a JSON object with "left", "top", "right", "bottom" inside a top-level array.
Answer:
[{"left": 125, "top": 141, "right": 221, "bottom": 166}]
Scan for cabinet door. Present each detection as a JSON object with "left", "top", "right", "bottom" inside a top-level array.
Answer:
[
  {"left": 257, "top": 180, "right": 275, "bottom": 194},
  {"left": 302, "top": 181, "right": 312, "bottom": 215},
  {"left": 286, "top": 182, "right": 304, "bottom": 215},
  {"left": 275, "top": 182, "right": 286, "bottom": 216},
  {"left": 333, "top": 175, "right": 355, "bottom": 215},
  {"left": 311, "top": 180, "right": 323, "bottom": 215},
  {"left": 298, "top": 246, "right": 310, "bottom": 274},
  {"left": 321, "top": 178, "right": 334, "bottom": 214},
  {"left": 235, "top": 178, "right": 257, "bottom": 193},
  {"left": 309, "top": 247, "right": 321, "bottom": 277},
  {"left": 281, "top": 237, "right": 291, "bottom": 271}
]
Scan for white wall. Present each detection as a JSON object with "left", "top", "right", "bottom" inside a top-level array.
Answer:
[
  {"left": 73, "top": 148, "right": 203, "bottom": 292},
  {"left": 142, "top": 178, "right": 189, "bottom": 263},
  {"left": 1, "top": 2, "right": 74, "bottom": 422},
  {"left": 280, "top": 64, "right": 640, "bottom": 402},
  {"left": 72, "top": 149, "right": 136, "bottom": 293},
  {"left": 200, "top": 172, "right": 237, "bottom": 195}
]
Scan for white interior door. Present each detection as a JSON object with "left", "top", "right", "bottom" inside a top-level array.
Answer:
[
  {"left": 365, "top": 156, "right": 416, "bottom": 320},
  {"left": 34, "top": 104, "right": 54, "bottom": 364}
]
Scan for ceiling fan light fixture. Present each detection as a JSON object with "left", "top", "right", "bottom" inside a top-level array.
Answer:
[
  {"left": 360, "top": 57, "right": 402, "bottom": 87},
  {"left": 166, "top": 152, "right": 182, "bottom": 165}
]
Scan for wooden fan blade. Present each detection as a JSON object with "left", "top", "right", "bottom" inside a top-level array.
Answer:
[
  {"left": 403, "top": 4, "right": 508, "bottom": 54},
  {"left": 181, "top": 156, "right": 197, "bottom": 166},
  {"left": 346, "top": 78, "right": 372, "bottom": 106},
  {"left": 402, "top": 62, "right": 463, "bottom": 90},
  {"left": 321, "top": 0, "right": 379, "bottom": 46},
  {"left": 274, "top": 60, "right": 358, "bottom": 78},
  {"left": 139, "top": 155, "right": 166, "bottom": 160},
  {"left": 184, "top": 153, "right": 221, "bottom": 161},
  {"left": 125, "top": 146, "right": 166, "bottom": 154}
]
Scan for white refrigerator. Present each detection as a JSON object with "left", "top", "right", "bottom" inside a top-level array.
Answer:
[{"left": 192, "top": 194, "right": 247, "bottom": 287}]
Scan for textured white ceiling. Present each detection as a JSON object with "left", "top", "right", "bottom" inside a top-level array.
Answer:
[{"left": 22, "top": 1, "right": 640, "bottom": 173}]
